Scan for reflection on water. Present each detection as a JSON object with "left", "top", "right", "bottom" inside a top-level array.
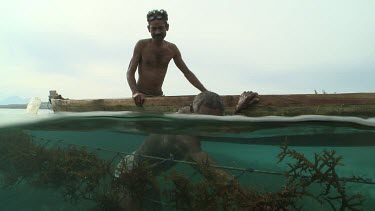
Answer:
[{"left": 0, "top": 112, "right": 374, "bottom": 210}]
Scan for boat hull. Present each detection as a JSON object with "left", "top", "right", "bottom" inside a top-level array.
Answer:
[{"left": 50, "top": 93, "right": 375, "bottom": 117}]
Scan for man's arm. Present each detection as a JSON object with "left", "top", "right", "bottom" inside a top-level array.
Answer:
[
  {"left": 181, "top": 136, "right": 233, "bottom": 182},
  {"left": 127, "top": 40, "right": 145, "bottom": 106},
  {"left": 172, "top": 45, "right": 208, "bottom": 92},
  {"left": 189, "top": 151, "right": 235, "bottom": 182}
]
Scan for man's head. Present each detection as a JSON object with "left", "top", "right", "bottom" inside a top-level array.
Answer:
[
  {"left": 147, "top": 9, "right": 169, "bottom": 41},
  {"left": 192, "top": 91, "right": 224, "bottom": 116}
]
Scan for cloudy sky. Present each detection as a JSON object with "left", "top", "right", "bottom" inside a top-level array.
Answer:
[{"left": 1, "top": 0, "right": 374, "bottom": 101}]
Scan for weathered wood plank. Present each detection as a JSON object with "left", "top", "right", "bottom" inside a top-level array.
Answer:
[{"left": 50, "top": 93, "right": 375, "bottom": 117}]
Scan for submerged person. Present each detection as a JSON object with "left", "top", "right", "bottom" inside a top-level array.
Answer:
[
  {"left": 126, "top": 9, "right": 208, "bottom": 106},
  {"left": 117, "top": 91, "right": 259, "bottom": 209}
]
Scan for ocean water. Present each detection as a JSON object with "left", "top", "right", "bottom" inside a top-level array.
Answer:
[{"left": 0, "top": 108, "right": 374, "bottom": 210}]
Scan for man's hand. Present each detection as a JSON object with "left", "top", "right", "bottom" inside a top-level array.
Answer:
[
  {"left": 235, "top": 91, "right": 260, "bottom": 113},
  {"left": 132, "top": 92, "right": 145, "bottom": 107}
]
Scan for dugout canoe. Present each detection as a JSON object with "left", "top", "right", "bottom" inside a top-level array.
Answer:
[{"left": 49, "top": 91, "right": 375, "bottom": 117}]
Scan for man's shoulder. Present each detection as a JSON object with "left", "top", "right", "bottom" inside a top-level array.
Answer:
[
  {"left": 164, "top": 41, "right": 179, "bottom": 51},
  {"left": 164, "top": 40, "right": 177, "bottom": 47},
  {"left": 136, "top": 39, "right": 151, "bottom": 46},
  {"left": 133, "top": 39, "right": 151, "bottom": 52}
]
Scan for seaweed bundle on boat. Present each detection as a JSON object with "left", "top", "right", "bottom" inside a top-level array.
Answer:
[{"left": 0, "top": 129, "right": 368, "bottom": 210}]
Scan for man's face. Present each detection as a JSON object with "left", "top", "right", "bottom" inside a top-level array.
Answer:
[
  {"left": 195, "top": 105, "right": 224, "bottom": 116},
  {"left": 148, "top": 20, "right": 168, "bottom": 40}
]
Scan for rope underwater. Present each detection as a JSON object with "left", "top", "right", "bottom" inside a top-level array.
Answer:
[{"left": 30, "top": 135, "right": 375, "bottom": 185}]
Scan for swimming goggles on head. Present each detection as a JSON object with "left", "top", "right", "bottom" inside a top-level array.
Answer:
[
  {"left": 147, "top": 9, "right": 167, "bottom": 22},
  {"left": 148, "top": 15, "right": 164, "bottom": 22}
]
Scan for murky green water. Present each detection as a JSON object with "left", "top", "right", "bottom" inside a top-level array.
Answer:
[{"left": 0, "top": 110, "right": 374, "bottom": 210}]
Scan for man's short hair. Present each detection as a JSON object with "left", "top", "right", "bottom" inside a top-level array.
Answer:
[
  {"left": 192, "top": 91, "right": 224, "bottom": 113},
  {"left": 147, "top": 9, "right": 168, "bottom": 23}
]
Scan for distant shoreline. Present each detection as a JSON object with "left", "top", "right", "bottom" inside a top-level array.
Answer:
[{"left": 0, "top": 102, "right": 49, "bottom": 109}]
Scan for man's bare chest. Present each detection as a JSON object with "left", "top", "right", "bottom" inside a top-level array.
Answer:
[{"left": 141, "top": 46, "right": 174, "bottom": 66}]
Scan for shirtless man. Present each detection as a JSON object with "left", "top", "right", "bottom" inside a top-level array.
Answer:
[{"left": 127, "top": 9, "right": 207, "bottom": 106}]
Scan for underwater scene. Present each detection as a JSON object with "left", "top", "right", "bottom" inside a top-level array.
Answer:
[{"left": 0, "top": 109, "right": 374, "bottom": 210}]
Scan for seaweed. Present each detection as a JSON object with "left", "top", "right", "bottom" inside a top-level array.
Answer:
[
  {"left": 277, "top": 144, "right": 365, "bottom": 211},
  {"left": 162, "top": 145, "right": 366, "bottom": 210},
  {"left": 0, "top": 128, "right": 43, "bottom": 187},
  {"left": 163, "top": 164, "right": 295, "bottom": 210},
  {"left": 0, "top": 129, "right": 108, "bottom": 204},
  {"left": 37, "top": 147, "right": 107, "bottom": 203},
  {"left": 0, "top": 129, "right": 368, "bottom": 210}
]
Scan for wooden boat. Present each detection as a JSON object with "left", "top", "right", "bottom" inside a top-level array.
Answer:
[{"left": 49, "top": 91, "right": 375, "bottom": 117}]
